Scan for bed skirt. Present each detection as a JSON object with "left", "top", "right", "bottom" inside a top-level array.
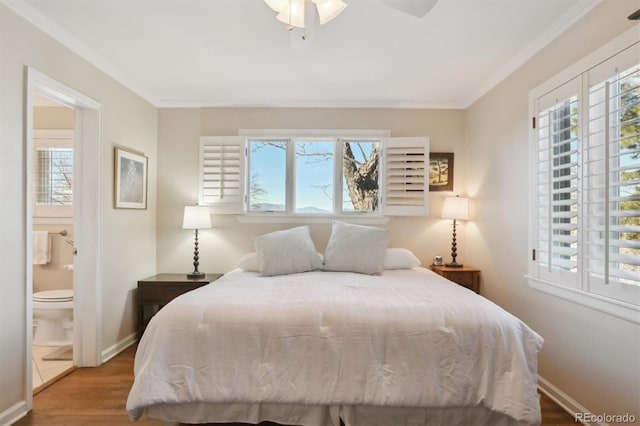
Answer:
[{"left": 146, "top": 402, "right": 534, "bottom": 426}]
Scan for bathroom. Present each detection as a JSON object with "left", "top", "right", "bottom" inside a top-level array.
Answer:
[
  {"left": 32, "top": 225, "right": 75, "bottom": 392},
  {"left": 31, "top": 93, "right": 76, "bottom": 392}
]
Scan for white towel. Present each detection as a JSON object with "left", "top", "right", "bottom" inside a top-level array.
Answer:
[{"left": 33, "top": 231, "right": 51, "bottom": 265}]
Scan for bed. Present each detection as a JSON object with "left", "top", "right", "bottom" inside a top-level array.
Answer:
[{"left": 126, "top": 267, "right": 543, "bottom": 426}]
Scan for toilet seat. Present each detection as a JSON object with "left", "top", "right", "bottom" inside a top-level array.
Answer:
[{"left": 33, "top": 289, "right": 73, "bottom": 303}]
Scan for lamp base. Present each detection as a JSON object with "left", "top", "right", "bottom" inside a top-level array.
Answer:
[
  {"left": 445, "top": 261, "right": 463, "bottom": 268},
  {"left": 187, "top": 272, "right": 205, "bottom": 279}
]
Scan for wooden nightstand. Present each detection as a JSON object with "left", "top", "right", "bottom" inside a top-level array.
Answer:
[
  {"left": 137, "top": 273, "right": 222, "bottom": 334},
  {"left": 429, "top": 265, "right": 481, "bottom": 294}
]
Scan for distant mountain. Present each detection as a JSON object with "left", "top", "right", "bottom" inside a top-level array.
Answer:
[
  {"left": 250, "top": 203, "right": 330, "bottom": 213},
  {"left": 296, "top": 206, "right": 330, "bottom": 213},
  {"left": 251, "top": 203, "right": 285, "bottom": 212}
]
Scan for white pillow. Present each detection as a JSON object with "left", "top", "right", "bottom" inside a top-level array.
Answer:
[
  {"left": 237, "top": 252, "right": 259, "bottom": 272},
  {"left": 237, "top": 251, "right": 324, "bottom": 272},
  {"left": 383, "top": 248, "right": 421, "bottom": 270},
  {"left": 254, "top": 226, "right": 323, "bottom": 276},
  {"left": 323, "top": 221, "right": 388, "bottom": 275}
]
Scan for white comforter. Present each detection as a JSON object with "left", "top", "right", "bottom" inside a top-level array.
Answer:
[{"left": 127, "top": 268, "right": 543, "bottom": 424}]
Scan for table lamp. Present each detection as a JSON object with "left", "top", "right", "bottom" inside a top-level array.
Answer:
[
  {"left": 182, "top": 205, "right": 211, "bottom": 279},
  {"left": 442, "top": 195, "right": 469, "bottom": 267}
]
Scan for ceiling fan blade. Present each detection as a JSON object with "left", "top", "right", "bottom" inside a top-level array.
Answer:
[{"left": 380, "top": 0, "right": 438, "bottom": 18}]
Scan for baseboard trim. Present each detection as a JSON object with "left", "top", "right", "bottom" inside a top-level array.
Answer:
[
  {"left": 538, "top": 375, "right": 608, "bottom": 426},
  {"left": 100, "top": 332, "right": 137, "bottom": 364},
  {"left": 0, "top": 400, "right": 27, "bottom": 426}
]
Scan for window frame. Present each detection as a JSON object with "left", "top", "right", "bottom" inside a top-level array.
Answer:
[
  {"left": 32, "top": 129, "right": 74, "bottom": 219},
  {"left": 527, "top": 26, "right": 640, "bottom": 324},
  {"left": 241, "top": 129, "right": 389, "bottom": 219}
]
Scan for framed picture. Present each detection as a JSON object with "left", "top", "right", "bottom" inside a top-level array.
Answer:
[
  {"left": 114, "top": 147, "right": 148, "bottom": 209},
  {"left": 429, "top": 152, "right": 454, "bottom": 192}
]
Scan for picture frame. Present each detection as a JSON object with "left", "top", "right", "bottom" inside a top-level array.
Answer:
[
  {"left": 429, "top": 152, "right": 454, "bottom": 192},
  {"left": 114, "top": 147, "right": 148, "bottom": 209}
]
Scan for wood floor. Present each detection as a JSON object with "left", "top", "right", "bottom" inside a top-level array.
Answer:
[{"left": 15, "top": 344, "right": 576, "bottom": 426}]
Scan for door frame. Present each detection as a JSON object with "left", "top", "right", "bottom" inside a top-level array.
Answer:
[{"left": 25, "top": 67, "right": 103, "bottom": 409}]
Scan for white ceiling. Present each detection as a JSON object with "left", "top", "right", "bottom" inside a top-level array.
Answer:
[{"left": 8, "top": 0, "right": 601, "bottom": 108}]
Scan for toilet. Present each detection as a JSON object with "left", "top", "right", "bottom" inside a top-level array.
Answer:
[{"left": 33, "top": 289, "right": 74, "bottom": 346}]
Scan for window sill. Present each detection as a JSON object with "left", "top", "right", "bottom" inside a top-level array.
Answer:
[
  {"left": 526, "top": 275, "right": 640, "bottom": 325},
  {"left": 237, "top": 215, "right": 391, "bottom": 225}
]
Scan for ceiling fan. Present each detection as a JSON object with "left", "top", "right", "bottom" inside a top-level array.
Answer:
[
  {"left": 265, "top": 0, "right": 439, "bottom": 49},
  {"left": 379, "top": 0, "right": 439, "bottom": 18}
]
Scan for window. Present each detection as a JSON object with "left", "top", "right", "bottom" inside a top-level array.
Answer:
[
  {"left": 294, "top": 140, "right": 335, "bottom": 213},
  {"left": 529, "top": 28, "right": 640, "bottom": 320},
  {"left": 246, "top": 137, "right": 380, "bottom": 215},
  {"left": 342, "top": 140, "right": 380, "bottom": 213},
  {"left": 248, "top": 140, "right": 287, "bottom": 212},
  {"left": 199, "top": 133, "right": 428, "bottom": 218},
  {"left": 33, "top": 130, "right": 74, "bottom": 218}
]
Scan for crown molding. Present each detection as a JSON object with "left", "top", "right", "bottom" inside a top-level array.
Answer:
[
  {"left": 1, "top": 0, "right": 160, "bottom": 106},
  {"left": 462, "top": 0, "right": 602, "bottom": 109},
  {"left": 156, "top": 99, "right": 467, "bottom": 110},
  {"left": 2, "top": 0, "right": 602, "bottom": 111}
]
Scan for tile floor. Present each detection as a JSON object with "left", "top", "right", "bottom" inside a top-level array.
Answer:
[{"left": 32, "top": 344, "right": 74, "bottom": 393}]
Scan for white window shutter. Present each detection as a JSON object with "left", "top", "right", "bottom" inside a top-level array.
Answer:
[
  {"left": 585, "top": 52, "right": 640, "bottom": 302},
  {"left": 382, "top": 136, "right": 429, "bottom": 216},
  {"left": 533, "top": 78, "right": 580, "bottom": 288},
  {"left": 199, "top": 136, "right": 245, "bottom": 214},
  {"left": 527, "top": 28, "right": 640, "bottom": 313},
  {"left": 33, "top": 129, "right": 74, "bottom": 219}
]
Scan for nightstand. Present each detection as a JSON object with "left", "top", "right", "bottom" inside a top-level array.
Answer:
[
  {"left": 429, "top": 265, "right": 481, "bottom": 294},
  {"left": 137, "top": 273, "right": 222, "bottom": 334}
]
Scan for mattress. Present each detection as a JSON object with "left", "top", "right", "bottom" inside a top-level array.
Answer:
[{"left": 126, "top": 267, "right": 543, "bottom": 425}]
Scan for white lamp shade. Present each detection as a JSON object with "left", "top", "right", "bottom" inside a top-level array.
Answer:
[
  {"left": 182, "top": 206, "right": 212, "bottom": 230},
  {"left": 442, "top": 196, "right": 469, "bottom": 220},
  {"left": 266, "top": 0, "right": 346, "bottom": 28},
  {"left": 312, "top": 0, "right": 347, "bottom": 25},
  {"left": 275, "top": 0, "right": 306, "bottom": 28},
  {"left": 265, "top": 0, "right": 289, "bottom": 12}
]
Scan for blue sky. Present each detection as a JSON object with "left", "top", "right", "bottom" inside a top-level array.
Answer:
[{"left": 250, "top": 140, "right": 287, "bottom": 209}]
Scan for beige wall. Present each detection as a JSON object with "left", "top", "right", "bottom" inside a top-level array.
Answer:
[
  {"left": 32, "top": 225, "right": 75, "bottom": 293},
  {"left": 34, "top": 105, "right": 75, "bottom": 129},
  {"left": 157, "top": 107, "right": 467, "bottom": 274},
  {"left": 0, "top": 3, "right": 157, "bottom": 420},
  {"left": 465, "top": 0, "right": 639, "bottom": 419}
]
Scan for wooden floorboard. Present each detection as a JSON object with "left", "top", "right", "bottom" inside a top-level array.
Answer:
[{"left": 14, "top": 344, "right": 576, "bottom": 425}]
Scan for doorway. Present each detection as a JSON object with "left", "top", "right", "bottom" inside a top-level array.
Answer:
[
  {"left": 25, "top": 68, "right": 103, "bottom": 410},
  {"left": 31, "top": 110, "right": 76, "bottom": 392}
]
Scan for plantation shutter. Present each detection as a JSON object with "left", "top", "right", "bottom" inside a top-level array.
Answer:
[
  {"left": 533, "top": 78, "right": 580, "bottom": 287},
  {"left": 528, "top": 28, "right": 640, "bottom": 311},
  {"left": 382, "top": 137, "right": 429, "bottom": 216},
  {"left": 33, "top": 129, "right": 74, "bottom": 218},
  {"left": 199, "top": 136, "right": 245, "bottom": 214},
  {"left": 585, "top": 46, "right": 640, "bottom": 302}
]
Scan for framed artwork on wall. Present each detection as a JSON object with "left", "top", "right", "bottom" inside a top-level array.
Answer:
[
  {"left": 429, "top": 152, "right": 454, "bottom": 192},
  {"left": 114, "top": 147, "right": 148, "bottom": 209}
]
